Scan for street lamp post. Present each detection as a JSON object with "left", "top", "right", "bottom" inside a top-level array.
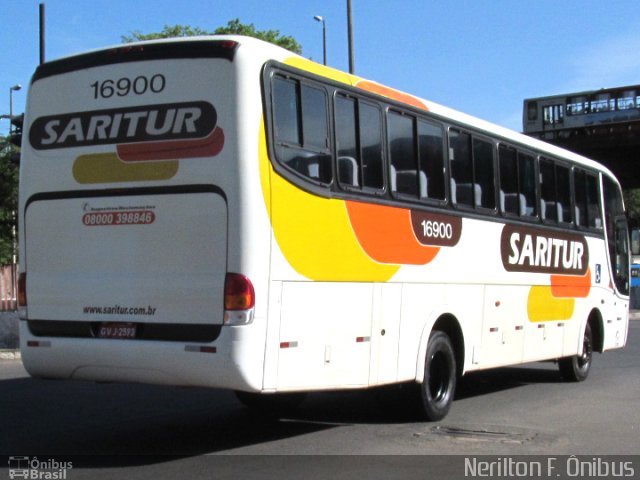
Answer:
[
  {"left": 7, "top": 84, "right": 22, "bottom": 267},
  {"left": 313, "top": 15, "right": 327, "bottom": 66},
  {"left": 9, "top": 85, "right": 21, "bottom": 134}
]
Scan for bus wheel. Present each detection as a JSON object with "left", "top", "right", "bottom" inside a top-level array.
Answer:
[
  {"left": 419, "top": 331, "right": 457, "bottom": 421},
  {"left": 234, "top": 391, "right": 306, "bottom": 415},
  {"left": 559, "top": 322, "right": 593, "bottom": 382}
]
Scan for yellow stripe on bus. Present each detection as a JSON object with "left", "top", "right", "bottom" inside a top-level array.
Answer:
[
  {"left": 527, "top": 285, "right": 575, "bottom": 322},
  {"left": 284, "top": 57, "right": 360, "bottom": 85},
  {"left": 258, "top": 120, "right": 398, "bottom": 282},
  {"left": 73, "top": 153, "right": 179, "bottom": 184}
]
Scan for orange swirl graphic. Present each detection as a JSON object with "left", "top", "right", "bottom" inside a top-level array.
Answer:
[
  {"left": 356, "top": 80, "right": 428, "bottom": 111},
  {"left": 346, "top": 201, "right": 440, "bottom": 265},
  {"left": 551, "top": 268, "right": 592, "bottom": 298}
]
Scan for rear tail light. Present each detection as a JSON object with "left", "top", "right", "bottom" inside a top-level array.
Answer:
[
  {"left": 224, "top": 273, "right": 255, "bottom": 326},
  {"left": 18, "top": 272, "right": 27, "bottom": 307},
  {"left": 224, "top": 273, "right": 255, "bottom": 310}
]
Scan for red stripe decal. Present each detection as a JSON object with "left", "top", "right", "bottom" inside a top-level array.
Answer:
[{"left": 117, "top": 127, "right": 224, "bottom": 161}]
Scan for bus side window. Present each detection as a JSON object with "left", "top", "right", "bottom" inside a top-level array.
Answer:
[
  {"left": 335, "top": 95, "right": 360, "bottom": 188},
  {"left": 301, "top": 85, "right": 330, "bottom": 152},
  {"left": 359, "top": 102, "right": 384, "bottom": 190},
  {"left": 417, "top": 119, "right": 445, "bottom": 201},
  {"left": 449, "top": 130, "right": 474, "bottom": 207},
  {"left": 540, "top": 158, "right": 557, "bottom": 222},
  {"left": 574, "top": 168, "right": 588, "bottom": 227},
  {"left": 388, "top": 111, "right": 420, "bottom": 198},
  {"left": 335, "top": 96, "right": 384, "bottom": 191},
  {"left": 518, "top": 152, "right": 537, "bottom": 217},
  {"left": 556, "top": 164, "right": 571, "bottom": 223},
  {"left": 499, "top": 144, "right": 520, "bottom": 215},
  {"left": 449, "top": 130, "right": 495, "bottom": 209},
  {"left": 272, "top": 77, "right": 299, "bottom": 146},
  {"left": 272, "top": 76, "right": 331, "bottom": 184},
  {"left": 586, "top": 173, "right": 603, "bottom": 230},
  {"left": 473, "top": 137, "right": 496, "bottom": 209},
  {"left": 575, "top": 168, "right": 602, "bottom": 230}
]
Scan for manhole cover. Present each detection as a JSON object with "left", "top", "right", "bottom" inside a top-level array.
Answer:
[{"left": 424, "top": 424, "right": 536, "bottom": 444}]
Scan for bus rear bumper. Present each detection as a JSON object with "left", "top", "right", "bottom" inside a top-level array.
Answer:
[{"left": 19, "top": 320, "right": 265, "bottom": 391}]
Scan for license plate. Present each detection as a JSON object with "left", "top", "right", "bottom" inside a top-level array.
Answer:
[{"left": 97, "top": 323, "right": 137, "bottom": 339}]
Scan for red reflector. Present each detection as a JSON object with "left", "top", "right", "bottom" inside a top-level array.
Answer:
[
  {"left": 18, "top": 272, "right": 26, "bottom": 307},
  {"left": 538, "top": 324, "right": 545, "bottom": 329},
  {"left": 280, "top": 341, "right": 298, "bottom": 349},
  {"left": 27, "top": 340, "right": 50, "bottom": 348},
  {"left": 224, "top": 273, "right": 255, "bottom": 310},
  {"left": 489, "top": 327, "right": 499, "bottom": 332},
  {"left": 220, "top": 40, "right": 239, "bottom": 49},
  {"left": 515, "top": 326, "right": 524, "bottom": 331},
  {"left": 356, "top": 336, "right": 370, "bottom": 343}
]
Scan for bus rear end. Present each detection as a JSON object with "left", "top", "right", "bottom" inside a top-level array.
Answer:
[{"left": 18, "top": 38, "right": 264, "bottom": 390}]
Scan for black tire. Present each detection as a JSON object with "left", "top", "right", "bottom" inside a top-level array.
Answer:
[
  {"left": 234, "top": 390, "right": 306, "bottom": 415},
  {"left": 559, "top": 322, "right": 593, "bottom": 382},
  {"left": 418, "top": 331, "right": 457, "bottom": 421}
]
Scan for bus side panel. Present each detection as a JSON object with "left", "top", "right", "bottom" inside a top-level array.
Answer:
[
  {"left": 602, "top": 295, "right": 629, "bottom": 351},
  {"left": 275, "top": 281, "right": 372, "bottom": 390},
  {"left": 396, "top": 283, "right": 484, "bottom": 382},
  {"left": 368, "top": 283, "right": 402, "bottom": 385},
  {"left": 480, "top": 285, "right": 526, "bottom": 367}
]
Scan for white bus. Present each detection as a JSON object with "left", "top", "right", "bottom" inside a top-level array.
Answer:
[{"left": 18, "top": 36, "right": 630, "bottom": 421}]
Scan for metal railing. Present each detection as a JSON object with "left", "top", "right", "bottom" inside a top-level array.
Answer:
[{"left": 0, "top": 264, "right": 17, "bottom": 312}]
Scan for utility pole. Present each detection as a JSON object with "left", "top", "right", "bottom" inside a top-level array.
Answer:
[
  {"left": 347, "top": 0, "right": 354, "bottom": 74},
  {"left": 40, "top": 2, "right": 46, "bottom": 64}
]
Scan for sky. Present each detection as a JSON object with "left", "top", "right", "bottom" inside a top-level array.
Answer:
[{"left": 2, "top": 0, "right": 640, "bottom": 136}]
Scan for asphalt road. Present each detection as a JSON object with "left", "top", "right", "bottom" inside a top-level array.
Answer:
[{"left": 1, "top": 322, "right": 639, "bottom": 479}]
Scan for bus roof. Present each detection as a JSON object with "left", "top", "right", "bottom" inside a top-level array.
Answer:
[{"left": 31, "top": 34, "right": 621, "bottom": 185}]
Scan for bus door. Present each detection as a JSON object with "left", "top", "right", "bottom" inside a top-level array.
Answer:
[{"left": 602, "top": 175, "right": 630, "bottom": 349}]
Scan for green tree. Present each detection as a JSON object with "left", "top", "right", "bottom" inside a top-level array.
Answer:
[
  {"left": 624, "top": 188, "right": 640, "bottom": 220},
  {"left": 0, "top": 138, "right": 19, "bottom": 265},
  {"left": 122, "top": 19, "right": 302, "bottom": 54},
  {"left": 213, "top": 19, "right": 301, "bottom": 54},
  {"left": 121, "top": 24, "right": 210, "bottom": 43}
]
